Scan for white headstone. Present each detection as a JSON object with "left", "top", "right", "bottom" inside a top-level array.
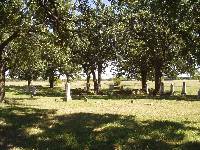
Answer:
[
  {"left": 65, "top": 83, "right": 72, "bottom": 101},
  {"left": 170, "top": 83, "right": 174, "bottom": 95},
  {"left": 181, "top": 81, "right": 187, "bottom": 95},
  {"left": 159, "top": 82, "right": 164, "bottom": 95}
]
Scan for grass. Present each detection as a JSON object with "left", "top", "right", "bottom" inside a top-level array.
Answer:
[{"left": 1, "top": 80, "right": 200, "bottom": 149}]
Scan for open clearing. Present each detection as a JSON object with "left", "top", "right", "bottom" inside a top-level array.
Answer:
[{"left": 0, "top": 80, "right": 200, "bottom": 149}]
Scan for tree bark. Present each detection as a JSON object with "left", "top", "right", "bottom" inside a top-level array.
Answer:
[
  {"left": 141, "top": 64, "right": 147, "bottom": 91},
  {"left": 0, "top": 31, "right": 19, "bottom": 51},
  {"left": 0, "top": 30, "right": 21, "bottom": 102},
  {"left": 86, "top": 72, "right": 90, "bottom": 92},
  {"left": 0, "top": 31, "right": 20, "bottom": 102},
  {"left": 154, "top": 66, "right": 162, "bottom": 95},
  {"left": 49, "top": 70, "right": 54, "bottom": 88},
  {"left": 28, "top": 79, "right": 31, "bottom": 87},
  {"left": 91, "top": 70, "right": 98, "bottom": 94},
  {"left": 141, "top": 70, "right": 147, "bottom": 91},
  {"left": 97, "top": 64, "right": 102, "bottom": 92},
  {"left": 49, "top": 77, "right": 54, "bottom": 88},
  {"left": 66, "top": 74, "right": 70, "bottom": 83},
  {"left": 0, "top": 62, "right": 5, "bottom": 102}
]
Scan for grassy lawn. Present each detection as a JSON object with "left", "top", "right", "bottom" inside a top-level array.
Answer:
[{"left": 0, "top": 80, "right": 200, "bottom": 149}]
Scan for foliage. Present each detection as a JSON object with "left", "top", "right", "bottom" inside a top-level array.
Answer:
[
  {"left": 8, "top": 31, "right": 45, "bottom": 84},
  {"left": 55, "top": 78, "right": 63, "bottom": 86},
  {"left": 111, "top": 0, "right": 199, "bottom": 93},
  {"left": 0, "top": 0, "right": 199, "bottom": 100},
  {"left": 113, "top": 77, "right": 121, "bottom": 86}
]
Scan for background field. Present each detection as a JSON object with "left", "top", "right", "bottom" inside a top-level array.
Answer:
[{"left": 1, "top": 80, "right": 200, "bottom": 149}]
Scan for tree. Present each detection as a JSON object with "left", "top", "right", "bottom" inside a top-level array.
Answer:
[
  {"left": 71, "top": 0, "right": 116, "bottom": 93},
  {"left": 8, "top": 30, "right": 45, "bottom": 87},
  {"left": 0, "top": 0, "right": 35, "bottom": 101},
  {"left": 113, "top": 0, "right": 199, "bottom": 94},
  {"left": 0, "top": 0, "right": 79, "bottom": 101}
]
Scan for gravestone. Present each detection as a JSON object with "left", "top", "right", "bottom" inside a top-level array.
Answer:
[
  {"left": 65, "top": 82, "right": 72, "bottom": 101},
  {"left": 170, "top": 83, "right": 174, "bottom": 95},
  {"left": 159, "top": 82, "right": 164, "bottom": 95},
  {"left": 198, "top": 89, "right": 200, "bottom": 98},
  {"left": 181, "top": 81, "right": 187, "bottom": 96},
  {"left": 30, "top": 86, "right": 36, "bottom": 97},
  {"left": 109, "top": 84, "right": 114, "bottom": 90},
  {"left": 84, "top": 86, "right": 87, "bottom": 92}
]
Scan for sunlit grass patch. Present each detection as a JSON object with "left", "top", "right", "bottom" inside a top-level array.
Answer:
[
  {"left": 0, "top": 118, "right": 9, "bottom": 127},
  {"left": 93, "top": 122, "right": 124, "bottom": 132},
  {"left": 9, "top": 147, "right": 24, "bottom": 150},
  {"left": 25, "top": 127, "right": 44, "bottom": 136}
]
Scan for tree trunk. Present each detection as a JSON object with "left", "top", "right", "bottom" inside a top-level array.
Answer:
[
  {"left": 27, "top": 79, "right": 32, "bottom": 93},
  {"left": 86, "top": 72, "right": 90, "bottom": 92},
  {"left": 154, "top": 66, "right": 162, "bottom": 95},
  {"left": 141, "top": 72, "right": 147, "bottom": 91},
  {"left": 66, "top": 74, "right": 70, "bottom": 83},
  {"left": 49, "top": 72, "right": 54, "bottom": 88},
  {"left": 141, "top": 66, "right": 147, "bottom": 91},
  {"left": 28, "top": 79, "right": 31, "bottom": 87},
  {"left": 0, "top": 62, "right": 5, "bottom": 102},
  {"left": 140, "top": 55, "right": 148, "bottom": 91},
  {"left": 0, "top": 31, "right": 19, "bottom": 102},
  {"left": 92, "top": 70, "right": 98, "bottom": 94},
  {"left": 49, "top": 77, "right": 54, "bottom": 88},
  {"left": 97, "top": 64, "right": 102, "bottom": 92}
]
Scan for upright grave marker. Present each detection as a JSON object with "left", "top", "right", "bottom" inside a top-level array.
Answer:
[
  {"left": 30, "top": 86, "right": 36, "bottom": 98},
  {"left": 170, "top": 83, "right": 174, "bottom": 95},
  {"left": 159, "top": 82, "right": 164, "bottom": 95},
  {"left": 109, "top": 84, "right": 114, "bottom": 90},
  {"left": 181, "top": 81, "right": 187, "bottom": 96},
  {"left": 65, "top": 82, "right": 72, "bottom": 101}
]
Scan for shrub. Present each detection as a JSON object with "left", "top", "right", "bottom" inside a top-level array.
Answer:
[
  {"left": 113, "top": 77, "right": 121, "bottom": 86},
  {"left": 55, "top": 79, "right": 63, "bottom": 86}
]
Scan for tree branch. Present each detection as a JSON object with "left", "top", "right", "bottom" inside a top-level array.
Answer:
[{"left": 0, "top": 31, "right": 20, "bottom": 53}]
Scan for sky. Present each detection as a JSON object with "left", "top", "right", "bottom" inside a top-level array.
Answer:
[{"left": 83, "top": 0, "right": 111, "bottom": 7}]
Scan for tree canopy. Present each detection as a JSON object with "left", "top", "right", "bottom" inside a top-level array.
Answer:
[{"left": 0, "top": 0, "right": 199, "bottom": 101}]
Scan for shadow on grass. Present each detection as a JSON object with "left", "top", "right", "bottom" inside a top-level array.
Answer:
[
  {"left": 5, "top": 85, "right": 24, "bottom": 94},
  {"left": 72, "top": 94, "right": 200, "bottom": 102},
  {"left": 35, "top": 86, "right": 65, "bottom": 97},
  {"left": 131, "top": 95, "right": 200, "bottom": 101},
  {"left": 0, "top": 106, "right": 200, "bottom": 149},
  {"left": 6, "top": 85, "right": 200, "bottom": 101},
  {"left": 6, "top": 85, "right": 65, "bottom": 97}
]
